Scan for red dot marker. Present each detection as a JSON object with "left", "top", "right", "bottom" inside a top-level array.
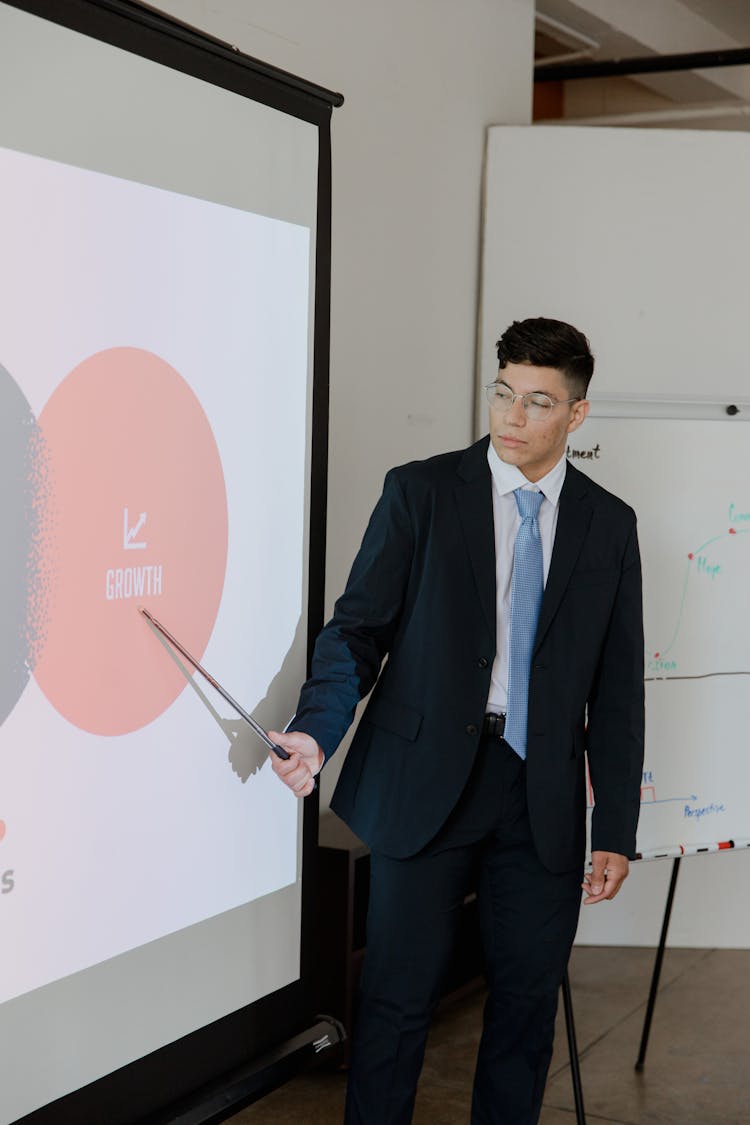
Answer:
[
  {"left": 729, "top": 528, "right": 737, "bottom": 535},
  {"left": 654, "top": 652, "right": 660, "bottom": 659},
  {"left": 687, "top": 553, "right": 694, "bottom": 560}
]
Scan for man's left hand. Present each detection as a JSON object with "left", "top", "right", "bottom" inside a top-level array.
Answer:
[{"left": 582, "top": 851, "right": 629, "bottom": 905}]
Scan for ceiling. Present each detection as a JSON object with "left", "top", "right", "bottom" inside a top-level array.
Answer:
[{"left": 535, "top": 0, "right": 750, "bottom": 128}]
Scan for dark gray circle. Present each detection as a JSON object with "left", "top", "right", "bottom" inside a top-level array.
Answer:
[{"left": 0, "top": 363, "right": 46, "bottom": 725}]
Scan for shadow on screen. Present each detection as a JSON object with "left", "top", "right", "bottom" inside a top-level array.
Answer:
[{"left": 145, "top": 614, "right": 304, "bottom": 783}]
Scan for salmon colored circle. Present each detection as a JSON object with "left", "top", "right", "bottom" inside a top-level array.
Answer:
[
  {"left": 0, "top": 821, "right": 5, "bottom": 842},
  {"left": 34, "top": 348, "right": 228, "bottom": 735}
]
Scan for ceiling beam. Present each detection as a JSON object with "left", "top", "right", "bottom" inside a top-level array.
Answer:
[
  {"left": 537, "top": 0, "right": 750, "bottom": 100},
  {"left": 535, "top": 45, "right": 750, "bottom": 83}
]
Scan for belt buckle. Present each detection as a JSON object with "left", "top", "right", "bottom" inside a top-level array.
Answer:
[{"left": 485, "top": 712, "right": 505, "bottom": 739}]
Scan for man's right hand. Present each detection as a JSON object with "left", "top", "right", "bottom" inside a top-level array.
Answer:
[{"left": 267, "top": 730, "right": 324, "bottom": 798}]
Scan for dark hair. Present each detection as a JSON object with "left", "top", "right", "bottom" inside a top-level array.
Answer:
[{"left": 495, "top": 317, "right": 594, "bottom": 399}]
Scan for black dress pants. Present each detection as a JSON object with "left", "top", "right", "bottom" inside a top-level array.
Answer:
[{"left": 344, "top": 734, "right": 583, "bottom": 1125}]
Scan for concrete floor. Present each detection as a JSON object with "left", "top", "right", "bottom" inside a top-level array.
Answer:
[{"left": 232, "top": 946, "right": 750, "bottom": 1124}]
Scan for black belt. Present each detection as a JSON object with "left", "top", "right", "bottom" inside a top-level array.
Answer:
[{"left": 482, "top": 712, "right": 506, "bottom": 739}]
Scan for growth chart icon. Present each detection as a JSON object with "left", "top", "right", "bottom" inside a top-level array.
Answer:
[{"left": 123, "top": 508, "right": 147, "bottom": 550}]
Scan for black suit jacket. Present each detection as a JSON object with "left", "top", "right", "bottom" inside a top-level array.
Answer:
[{"left": 293, "top": 436, "right": 644, "bottom": 873}]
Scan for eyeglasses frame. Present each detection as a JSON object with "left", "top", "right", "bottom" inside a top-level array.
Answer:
[{"left": 484, "top": 380, "right": 582, "bottom": 418}]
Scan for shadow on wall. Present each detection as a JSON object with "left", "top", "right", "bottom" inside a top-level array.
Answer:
[{"left": 145, "top": 612, "right": 305, "bottom": 782}]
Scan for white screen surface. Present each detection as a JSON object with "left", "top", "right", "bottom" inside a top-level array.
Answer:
[
  {"left": 0, "top": 141, "right": 309, "bottom": 1003},
  {"left": 0, "top": 5, "right": 319, "bottom": 1121}
]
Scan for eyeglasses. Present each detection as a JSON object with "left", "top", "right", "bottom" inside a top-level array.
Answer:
[{"left": 484, "top": 382, "right": 581, "bottom": 422}]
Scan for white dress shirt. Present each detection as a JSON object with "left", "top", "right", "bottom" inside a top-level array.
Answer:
[{"left": 485, "top": 443, "right": 567, "bottom": 715}]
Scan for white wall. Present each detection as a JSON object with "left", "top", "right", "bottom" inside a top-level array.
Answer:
[{"left": 153, "top": 0, "right": 536, "bottom": 803}]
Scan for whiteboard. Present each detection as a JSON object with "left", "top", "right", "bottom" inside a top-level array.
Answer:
[{"left": 570, "top": 417, "right": 750, "bottom": 853}]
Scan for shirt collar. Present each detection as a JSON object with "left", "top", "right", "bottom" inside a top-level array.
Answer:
[{"left": 486, "top": 441, "right": 567, "bottom": 508}]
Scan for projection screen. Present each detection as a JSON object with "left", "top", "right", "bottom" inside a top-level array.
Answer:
[{"left": 0, "top": 2, "right": 338, "bottom": 1121}]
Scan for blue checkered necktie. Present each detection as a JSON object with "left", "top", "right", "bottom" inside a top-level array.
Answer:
[{"left": 505, "top": 487, "right": 545, "bottom": 760}]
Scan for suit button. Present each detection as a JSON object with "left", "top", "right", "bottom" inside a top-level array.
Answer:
[
  {"left": 466, "top": 724, "right": 478, "bottom": 736},
  {"left": 478, "top": 657, "right": 489, "bottom": 668}
]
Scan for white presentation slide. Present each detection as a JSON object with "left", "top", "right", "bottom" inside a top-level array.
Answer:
[{"left": 0, "top": 143, "right": 310, "bottom": 1007}]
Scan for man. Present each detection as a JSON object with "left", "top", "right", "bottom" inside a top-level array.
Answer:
[{"left": 270, "top": 317, "right": 644, "bottom": 1124}]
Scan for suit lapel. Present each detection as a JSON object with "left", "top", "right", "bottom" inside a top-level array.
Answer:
[
  {"left": 454, "top": 438, "right": 496, "bottom": 641},
  {"left": 533, "top": 463, "right": 593, "bottom": 654}
]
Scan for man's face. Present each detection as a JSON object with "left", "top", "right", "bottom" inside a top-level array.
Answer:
[{"left": 488, "top": 361, "right": 589, "bottom": 482}]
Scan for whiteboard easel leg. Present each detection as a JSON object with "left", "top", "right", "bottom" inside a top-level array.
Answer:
[
  {"left": 562, "top": 966, "right": 586, "bottom": 1123},
  {"left": 635, "top": 856, "right": 681, "bottom": 1070}
]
